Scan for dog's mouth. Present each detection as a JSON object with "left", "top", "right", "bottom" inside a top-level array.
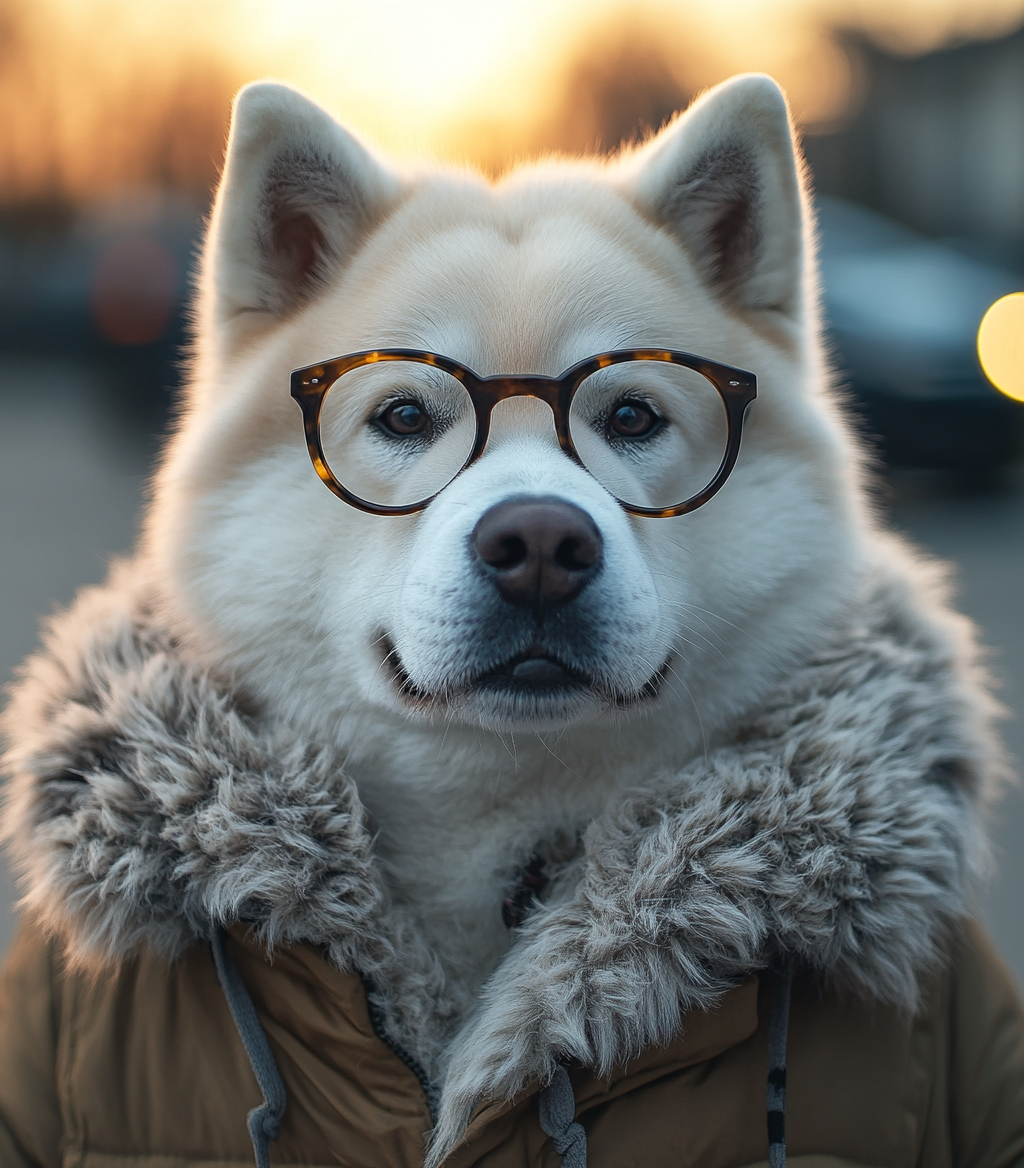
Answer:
[
  {"left": 476, "top": 644, "right": 589, "bottom": 692},
  {"left": 378, "top": 633, "right": 668, "bottom": 724}
]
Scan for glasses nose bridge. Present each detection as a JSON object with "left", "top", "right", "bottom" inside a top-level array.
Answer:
[
  {"left": 472, "top": 373, "right": 573, "bottom": 459},
  {"left": 476, "top": 373, "right": 563, "bottom": 411}
]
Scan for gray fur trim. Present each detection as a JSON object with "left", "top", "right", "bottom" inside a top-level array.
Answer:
[
  {"left": 1, "top": 564, "right": 385, "bottom": 968},
  {"left": 0, "top": 548, "right": 1007, "bottom": 1163}
]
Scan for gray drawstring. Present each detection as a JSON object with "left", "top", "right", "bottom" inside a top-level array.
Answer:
[
  {"left": 538, "top": 1064, "right": 587, "bottom": 1168},
  {"left": 211, "top": 928, "right": 288, "bottom": 1168},
  {"left": 767, "top": 958, "right": 793, "bottom": 1168}
]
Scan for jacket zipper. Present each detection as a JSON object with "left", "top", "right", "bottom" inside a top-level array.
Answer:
[{"left": 362, "top": 977, "right": 440, "bottom": 1123}]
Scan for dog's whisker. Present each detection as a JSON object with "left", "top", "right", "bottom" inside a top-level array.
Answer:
[
  {"left": 674, "top": 631, "right": 729, "bottom": 663},
  {"left": 533, "top": 733, "right": 586, "bottom": 781},
  {"left": 369, "top": 643, "right": 404, "bottom": 693},
  {"left": 661, "top": 666, "right": 710, "bottom": 765},
  {"left": 676, "top": 602, "right": 745, "bottom": 634}
]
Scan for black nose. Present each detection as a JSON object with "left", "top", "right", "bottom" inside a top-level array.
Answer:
[{"left": 472, "top": 496, "right": 603, "bottom": 611}]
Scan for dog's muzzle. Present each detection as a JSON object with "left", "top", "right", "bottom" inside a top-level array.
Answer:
[{"left": 378, "top": 494, "right": 667, "bottom": 724}]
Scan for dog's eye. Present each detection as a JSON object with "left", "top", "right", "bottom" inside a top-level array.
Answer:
[
  {"left": 608, "top": 400, "right": 660, "bottom": 440},
  {"left": 378, "top": 401, "right": 430, "bottom": 437}
]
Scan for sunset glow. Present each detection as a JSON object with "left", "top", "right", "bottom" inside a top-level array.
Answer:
[
  {"left": 2, "top": 0, "right": 1024, "bottom": 202},
  {"left": 217, "top": 0, "right": 1024, "bottom": 154}
]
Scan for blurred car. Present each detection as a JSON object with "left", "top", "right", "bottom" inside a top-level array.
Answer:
[
  {"left": 817, "top": 196, "right": 1024, "bottom": 476},
  {"left": 0, "top": 194, "right": 199, "bottom": 429}
]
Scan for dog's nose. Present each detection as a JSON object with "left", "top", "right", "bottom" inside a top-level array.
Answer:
[{"left": 473, "top": 496, "right": 603, "bottom": 611}]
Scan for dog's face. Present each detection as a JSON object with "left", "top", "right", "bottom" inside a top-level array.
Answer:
[{"left": 149, "top": 76, "right": 865, "bottom": 769}]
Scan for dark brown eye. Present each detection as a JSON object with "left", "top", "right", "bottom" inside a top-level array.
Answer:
[
  {"left": 608, "top": 400, "right": 659, "bottom": 439},
  {"left": 379, "top": 401, "right": 429, "bottom": 437}
]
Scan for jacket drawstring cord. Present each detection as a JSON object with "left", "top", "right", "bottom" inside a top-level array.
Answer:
[
  {"left": 211, "top": 927, "right": 288, "bottom": 1168},
  {"left": 767, "top": 957, "right": 794, "bottom": 1168},
  {"left": 539, "top": 1064, "right": 587, "bottom": 1168}
]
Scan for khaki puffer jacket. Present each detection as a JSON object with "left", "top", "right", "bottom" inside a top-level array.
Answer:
[
  {"left": 1, "top": 562, "right": 1024, "bottom": 1168},
  {"left": 1, "top": 916, "right": 1023, "bottom": 1168}
]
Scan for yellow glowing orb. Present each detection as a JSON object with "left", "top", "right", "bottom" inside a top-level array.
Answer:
[{"left": 978, "top": 292, "right": 1024, "bottom": 402}]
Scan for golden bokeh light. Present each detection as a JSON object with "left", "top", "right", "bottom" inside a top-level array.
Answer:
[{"left": 978, "top": 293, "right": 1024, "bottom": 403}]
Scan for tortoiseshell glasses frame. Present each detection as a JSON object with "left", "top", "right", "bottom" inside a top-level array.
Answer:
[{"left": 290, "top": 348, "right": 757, "bottom": 518}]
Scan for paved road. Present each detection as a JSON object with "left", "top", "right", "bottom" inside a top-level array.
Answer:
[
  {"left": 889, "top": 471, "right": 1024, "bottom": 980},
  {"left": 0, "top": 359, "right": 1021, "bottom": 987}
]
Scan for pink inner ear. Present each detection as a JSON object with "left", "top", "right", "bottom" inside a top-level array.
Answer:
[{"left": 273, "top": 211, "right": 325, "bottom": 289}]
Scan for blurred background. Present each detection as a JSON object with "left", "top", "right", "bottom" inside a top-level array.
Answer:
[{"left": 0, "top": 0, "right": 1022, "bottom": 981}]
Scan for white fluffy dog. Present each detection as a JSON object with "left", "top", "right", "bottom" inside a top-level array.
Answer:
[{"left": 148, "top": 73, "right": 867, "bottom": 1005}]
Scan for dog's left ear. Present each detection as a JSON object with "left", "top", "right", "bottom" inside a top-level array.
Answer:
[{"left": 623, "top": 74, "right": 805, "bottom": 318}]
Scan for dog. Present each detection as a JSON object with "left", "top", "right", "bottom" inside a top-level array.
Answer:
[{"left": 145, "top": 72, "right": 866, "bottom": 1041}]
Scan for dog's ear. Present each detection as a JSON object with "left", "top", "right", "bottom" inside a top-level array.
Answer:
[
  {"left": 623, "top": 74, "right": 805, "bottom": 317},
  {"left": 205, "top": 82, "right": 401, "bottom": 334}
]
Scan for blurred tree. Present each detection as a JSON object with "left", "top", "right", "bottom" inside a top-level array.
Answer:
[
  {"left": 0, "top": 0, "right": 240, "bottom": 210},
  {"left": 538, "top": 19, "right": 693, "bottom": 154}
]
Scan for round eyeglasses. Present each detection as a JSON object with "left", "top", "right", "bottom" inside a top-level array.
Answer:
[{"left": 290, "top": 348, "right": 756, "bottom": 518}]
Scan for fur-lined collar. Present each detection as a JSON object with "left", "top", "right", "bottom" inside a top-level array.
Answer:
[{"left": 0, "top": 550, "right": 1004, "bottom": 1161}]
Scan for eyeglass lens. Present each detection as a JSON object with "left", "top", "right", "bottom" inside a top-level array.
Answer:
[
  {"left": 316, "top": 358, "right": 728, "bottom": 511},
  {"left": 318, "top": 360, "right": 476, "bottom": 509},
  {"left": 569, "top": 361, "right": 728, "bottom": 511}
]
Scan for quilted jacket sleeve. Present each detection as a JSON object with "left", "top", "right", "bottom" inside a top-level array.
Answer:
[
  {"left": 0, "top": 916, "right": 62, "bottom": 1168},
  {"left": 951, "top": 918, "right": 1024, "bottom": 1168}
]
